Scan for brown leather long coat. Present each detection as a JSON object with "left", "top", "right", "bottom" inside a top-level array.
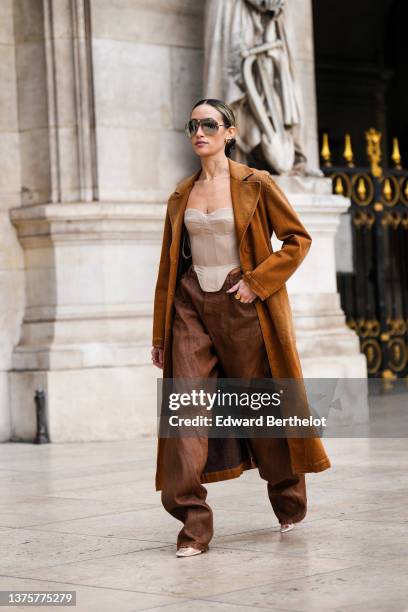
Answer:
[{"left": 152, "top": 157, "right": 331, "bottom": 491}]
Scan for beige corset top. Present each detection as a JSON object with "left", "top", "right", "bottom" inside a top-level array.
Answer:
[{"left": 183, "top": 207, "right": 241, "bottom": 291}]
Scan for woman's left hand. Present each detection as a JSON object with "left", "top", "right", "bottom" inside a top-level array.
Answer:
[{"left": 226, "top": 279, "right": 258, "bottom": 303}]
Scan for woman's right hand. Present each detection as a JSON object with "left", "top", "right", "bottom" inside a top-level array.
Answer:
[{"left": 151, "top": 346, "right": 164, "bottom": 369}]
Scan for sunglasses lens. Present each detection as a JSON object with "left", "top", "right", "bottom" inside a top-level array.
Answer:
[
  {"left": 185, "top": 118, "right": 221, "bottom": 137},
  {"left": 202, "top": 119, "right": 219, "bottom": 134},
  {"left": 185, "top": 119, "right": 198, "bottom": 137}
]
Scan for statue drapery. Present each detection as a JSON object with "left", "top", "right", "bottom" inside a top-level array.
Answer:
[{"left": 204, "top": 0, "right": 315, "bottom": 175}]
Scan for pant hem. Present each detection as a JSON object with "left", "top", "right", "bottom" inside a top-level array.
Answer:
[{"left": 278, "top": 508, "right": 307, "bottom": 525}]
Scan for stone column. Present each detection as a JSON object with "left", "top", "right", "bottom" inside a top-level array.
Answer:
[{"left": 8, "top": 0, "right": 205, "bottom": 441}]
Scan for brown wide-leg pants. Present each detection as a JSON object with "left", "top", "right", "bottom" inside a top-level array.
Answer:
[{"left": 161, "top": 265, "right": 307, "bottom": 552}]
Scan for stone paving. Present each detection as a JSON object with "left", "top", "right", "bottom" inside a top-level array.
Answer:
[{"left": 0, "top": 436, "right": 407, "bottom": 611}]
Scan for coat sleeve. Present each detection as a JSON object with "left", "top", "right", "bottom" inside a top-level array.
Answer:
[
  {"left": 152, "top": 207, "right": 172, "bottom": 348},
  {"left": 242, "top": 174, "right": 312, "bottom": 301}
]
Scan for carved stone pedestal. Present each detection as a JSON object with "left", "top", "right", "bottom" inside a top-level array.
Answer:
[{"left": 8, "top": 201, "right": 164, "bottom": 441}]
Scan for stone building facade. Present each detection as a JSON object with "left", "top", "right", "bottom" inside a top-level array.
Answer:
[{"left": 0, "top": 0, "right": 366, "bottom": 443}]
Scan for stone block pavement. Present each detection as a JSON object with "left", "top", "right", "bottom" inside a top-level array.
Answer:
[{"left": 0, "top": 436, "right": 407, "bottom": 611}]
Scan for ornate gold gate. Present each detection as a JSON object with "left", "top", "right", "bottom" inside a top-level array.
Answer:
[{"left": 321, "top": 128, "right": 408, "bottom": 378}]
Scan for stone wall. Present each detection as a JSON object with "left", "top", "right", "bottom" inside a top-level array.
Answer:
[{"left": 0, "top": 0, "right": 25, "bottom": 440}]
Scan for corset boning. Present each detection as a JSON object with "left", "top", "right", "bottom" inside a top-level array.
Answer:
[{"left": 183, "top": 207, "right": 241, "bottom": 291}]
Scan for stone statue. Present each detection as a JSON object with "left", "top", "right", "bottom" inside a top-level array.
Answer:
[{"left": 204, "top": 0, "right": 322, "bottom": 176}]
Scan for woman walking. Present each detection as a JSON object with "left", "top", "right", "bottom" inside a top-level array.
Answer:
[{"left": 151, "top": 98, "right": 331, "bottom": 557}]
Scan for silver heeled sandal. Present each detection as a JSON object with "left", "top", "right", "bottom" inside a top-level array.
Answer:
[
  {"left": 176, "top": 546, "right": 204, "bottom": 557},
  {"left": 280, "top": 522, "right": 295, "bottom": 533}
]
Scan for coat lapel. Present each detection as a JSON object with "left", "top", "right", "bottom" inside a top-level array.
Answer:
[{"left": 167, "top": 158, "right": 261, "bottom": 260}]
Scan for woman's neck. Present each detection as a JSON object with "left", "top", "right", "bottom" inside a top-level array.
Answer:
[{"left": 198, "top": 158, "right": 230, "bottom": 182}]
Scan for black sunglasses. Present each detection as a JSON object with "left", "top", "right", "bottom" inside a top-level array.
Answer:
[{"left": 184, "top": 117, "right": 228, "bottom": 138}]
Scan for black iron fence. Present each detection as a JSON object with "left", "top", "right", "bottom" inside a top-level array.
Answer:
[{"left": 321, "top": 128, "right": 408, "bottom": 379}]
